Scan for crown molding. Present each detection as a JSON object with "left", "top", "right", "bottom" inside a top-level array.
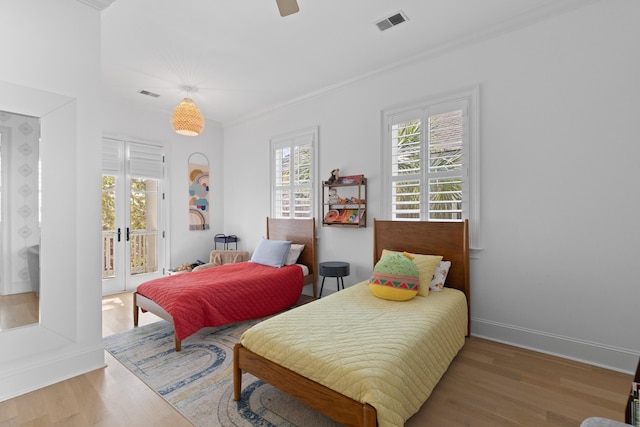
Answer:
[
  {"left": 224, "top": 0, "right": 602, "bottom": 128},
  {"left": 76, "top": 0, "right": 117, "bottom": 11}
]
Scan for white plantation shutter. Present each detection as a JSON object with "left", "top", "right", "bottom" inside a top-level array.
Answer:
[
  {"left": 389, "top": 103, "right": 465, "bottom": 221},
  {"left": 128, "top": 142, "right": 164, "bottom": 179},
  {"left": 390, "top": 112, "right": 422, "bottom": 220},
  {"left": 426, "top": 104, "right": 464, "bottom": 221},
  {"left": 271, "top": 128, "right": 317, "bottom": 219},
  {"left": 272, "top": 138, "right": 312, "bottom": 218},
  {"left": 273, "top": 144, "right": 293, "bottom": 218},
  {"left": 102, "top": 139, "right": 164, "bottom": 179},
  {"left": 384, "top": 87, "right": 480, "bottom": 248},
  {"left": 102, "top": 138, "right": 122, "bottom": 173}
]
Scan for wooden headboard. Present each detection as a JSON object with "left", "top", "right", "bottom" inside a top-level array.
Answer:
[
  {"left": 373, "top": 219, "right": 470, "bottom": 331},
  {"left": 266, "top": 217, "right": 317, "bottom": 298}
]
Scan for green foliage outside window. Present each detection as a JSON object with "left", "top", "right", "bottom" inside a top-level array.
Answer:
[{"left": 102, "top": 176, "right": 152, "bottom": 231}]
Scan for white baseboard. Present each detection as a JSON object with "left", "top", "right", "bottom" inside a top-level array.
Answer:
[
  {"left": 471, "top": 317, "right": 639, "bottom": 374},
  {"left": 0, "top": 344, "right": 105, "bottom": 402}
]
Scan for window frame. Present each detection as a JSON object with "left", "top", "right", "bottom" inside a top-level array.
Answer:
[
  {"left": 270, "top": 127, "right": 318, "bottom": 220},
  {"left": 381, "top": 86, "right": 481, "bottom": 249}
]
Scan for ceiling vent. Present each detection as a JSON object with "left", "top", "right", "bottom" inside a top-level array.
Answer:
[
  {"left": 375, "top": 11, "right": 408, "bottom": 32},
  {"left": 138, "top": 89, "right": 160, "bottom": 98}
]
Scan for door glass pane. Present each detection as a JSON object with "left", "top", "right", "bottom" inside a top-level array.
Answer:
[
  {"left": 129, "top": 177, "right": 158, "bottom": 275},
  {"left": 101, "top": 175, "right": 116, "bottom": 279}
]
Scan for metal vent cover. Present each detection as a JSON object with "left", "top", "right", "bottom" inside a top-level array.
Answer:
[
  {"left": 138, "top": 89, "right": 160, "bottom": 98},
  {"left": 375, "top": 11, "right": 408, "bottom": 31}
]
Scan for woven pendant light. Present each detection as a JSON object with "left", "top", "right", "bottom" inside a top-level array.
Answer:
[{"left": 171, "top": 98, "right": 204, "bottom": 136}]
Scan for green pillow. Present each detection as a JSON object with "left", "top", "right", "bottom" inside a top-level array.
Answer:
[
  {"left": 381, "top": 249, "right": 442, "bottom": 297},
  {"left": 369, "top": 252, "right": 420, "bottom": 301}
]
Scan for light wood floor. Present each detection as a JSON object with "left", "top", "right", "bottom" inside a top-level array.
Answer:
[
  {"left": 0, "top": 292, "right": 39, "bottom": 331},
  {"left": 0, "top": 292, "right": 632, "bottom": 426}
]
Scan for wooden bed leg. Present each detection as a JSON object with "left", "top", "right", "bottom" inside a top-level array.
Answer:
[
  {"left": 133, "top": 292, "right": 139, "bottom": 327},
  {"left": 175, "top": 337, "right": 181, "bottom": 352},
  {"left": 233, "top": 343, "right": 242, "bottom": 401}
]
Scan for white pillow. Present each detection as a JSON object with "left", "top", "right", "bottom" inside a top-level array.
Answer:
[
  {"left": 284, "top": 244, "right": 305, "bottom": 266},
  {"left": 429, "top": 261, "right": 451, "bottom": 292},
  {"left": 250, "top": 237, "right": 291, "bottom": 268}
]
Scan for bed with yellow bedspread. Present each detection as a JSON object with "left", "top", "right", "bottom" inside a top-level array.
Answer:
[
  {"left": 234, "top": 219, "right": 470, "bottom": 427},
  {"left": 240, "top": 282, "right": 467, "bottom": 427}
]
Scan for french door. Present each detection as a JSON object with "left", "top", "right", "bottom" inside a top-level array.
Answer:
[{"left": 101, "top": 139, "right": 165, "bottom": 295}]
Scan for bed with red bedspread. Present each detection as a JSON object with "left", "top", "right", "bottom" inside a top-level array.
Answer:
[
  {"left": 136, "top": 261, "right": 303, "bottom": 342},
  {"left": 133, "top": 217, "right": 317, "bottom": 351}
]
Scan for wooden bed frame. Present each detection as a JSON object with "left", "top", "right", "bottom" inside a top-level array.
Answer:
[
  {"left": 266, "top": 217, "right": 317, "bottom": 298},
  {"left": 133, "top": 217, "right": 317, "bottom": 351},
  {"left": 233, "top": 219, "right": 469, "bottom": 427}
]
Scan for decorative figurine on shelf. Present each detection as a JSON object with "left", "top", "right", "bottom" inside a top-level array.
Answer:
[
  {"left": 328, "top": 188, "right": 339, "bottom": 203},
  {"left": 325, "top": 168, "right": 340, "bottom": 185}
]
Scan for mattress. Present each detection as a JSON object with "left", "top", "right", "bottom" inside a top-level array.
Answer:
[{"left": 240, "top": 282, "right": 468, "bottom": 427}]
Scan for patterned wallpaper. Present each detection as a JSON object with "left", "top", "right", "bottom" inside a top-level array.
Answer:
[{"left": 0, "top": 110, "right": 41, "bottom": 295}]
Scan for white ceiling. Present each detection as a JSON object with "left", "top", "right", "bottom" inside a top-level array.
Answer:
[{"left": 101, "top": 0, "right": 592, "bottom": 126}]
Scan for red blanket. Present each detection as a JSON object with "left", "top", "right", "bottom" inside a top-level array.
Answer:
[{"left": 136, "top": 262, "right": 303, "bottom": 340}]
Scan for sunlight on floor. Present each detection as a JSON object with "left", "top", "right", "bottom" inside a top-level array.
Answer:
[{"left": 102, "top": 296, "right": 124, "bottom": 311}]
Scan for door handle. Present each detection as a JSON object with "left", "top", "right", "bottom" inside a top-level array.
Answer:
[
  {"left": 126, "top": 227, "right": 130, "bottom": 241},
  {"left": 117, "top": 228, "right": 121, "bottom": 242}
]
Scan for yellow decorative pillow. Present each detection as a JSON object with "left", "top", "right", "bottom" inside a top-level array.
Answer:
[
  {"left": 381, "top": 249, "right": 443, "bottom": 297},
  {"left": 369, "top": 252, "right": 420, "bottom": 301}
]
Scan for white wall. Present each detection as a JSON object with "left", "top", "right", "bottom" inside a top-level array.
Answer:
[
  {"left": 0, "top": 0, "right": 103, "bottom": 400},
  {"left": 223, "top": 0, "right": 640, "bottom": 372},
  {"left": 102, "top": 101, "right": 225, "bottom": 268}
]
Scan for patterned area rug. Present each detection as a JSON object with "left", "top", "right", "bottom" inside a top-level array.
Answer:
[{"left": 103, "top": 319, "right": 340, "bottom": 427}]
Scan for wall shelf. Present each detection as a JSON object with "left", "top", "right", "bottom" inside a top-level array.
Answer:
[{"left": 321, "top": 176, "right": 367, "bottom": 228}]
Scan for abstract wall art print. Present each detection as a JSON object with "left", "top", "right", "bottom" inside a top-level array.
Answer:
[{"left": 188, "top": 152, "right": 210, "bottom": 230}]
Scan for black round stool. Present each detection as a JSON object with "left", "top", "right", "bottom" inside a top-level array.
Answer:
[{"left": 319, "top": 261, "right": 350, "bottom": 298}]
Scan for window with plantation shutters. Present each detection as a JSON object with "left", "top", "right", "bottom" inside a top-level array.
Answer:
[
  {"left": 271, "top": 128, "right": 317, "bottom": 219},
  {"left": 383, "top": 87, "right": 481, "bottom": 248}
]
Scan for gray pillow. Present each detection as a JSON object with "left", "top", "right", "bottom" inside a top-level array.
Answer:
[{"left": 250, "top": 237, "right": 291, "bottom": 268}]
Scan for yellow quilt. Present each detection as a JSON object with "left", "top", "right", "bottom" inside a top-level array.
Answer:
[{"left": 240, "top": 282, "right": 468, "bottom": 427}]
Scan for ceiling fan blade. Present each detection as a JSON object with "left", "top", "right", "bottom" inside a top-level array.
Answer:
[{"left": 276, "top": 0, "right": 299, "bottom": 17}]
